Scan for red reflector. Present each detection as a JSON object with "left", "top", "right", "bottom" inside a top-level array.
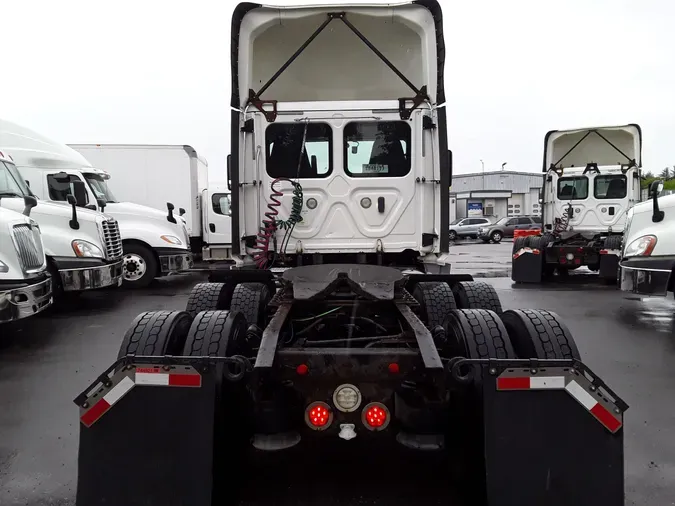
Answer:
[
  {"left": 168, "top": 374, "right": 201, "bottom": 387},
  {"left": 578, "top": 247, "right": 584, "bottom": 252},
  {"left": 365, "top": 405, "right": 387, "bottom": 428},
  {"left": 388, "top": 363, "right": 399, "bottom": 374},
  {"left": 590, "top": 403, "right": 622, "bottom": 432},
  {"left": 307, "top": 403, "right": 331, "bottom": 428},
  {"left": 560, "top": 258, "right": 567, "bottom": 264},
  {"left": 80, "top": 398, "right": 111, "bottom": 427},
  {"left": 497, "top": 377, "right": 530, "bottom": 390},
  {"left": 574, "top": 258, "right": 581, "bottom": 265},
  {"left": 296, "top": 364, "right": 309, "bottom": 375}
]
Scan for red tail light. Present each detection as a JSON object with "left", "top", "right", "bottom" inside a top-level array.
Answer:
[
  {"left": 305, "top": 401, "right": 332, "bottom": 430},
  {"left": 362, "top": 402, "right": 390, "bottom": 431}
]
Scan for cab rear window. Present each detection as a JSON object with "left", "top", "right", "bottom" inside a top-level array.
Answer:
[
  {"left": 344, "top": 121, "right": 411, "bottom": 178},
  {"left": 594, "top": 175, "right": 627, "bottom": 199},
  {"left": 265, "top": 122, "right": 333, "bottom": 179},
  {"left": 557, "top": 176, "right": 588, "bottom": 200}
]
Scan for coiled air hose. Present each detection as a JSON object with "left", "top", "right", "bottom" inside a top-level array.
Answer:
[
  {"left": 554, "top": 202, "right": 573, "bottom": 235},
  {"left": 253, "top": 177, "right": 304, "bottom": 269}
]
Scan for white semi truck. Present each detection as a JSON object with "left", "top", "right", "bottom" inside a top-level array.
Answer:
[
  {"left": 69, "top": 144, "right": 233, "bottom": 263},
  {"left": 73, "top": 3, "right": 628, "bottom": 506},
  {"left": 0, "top": 150, "right": 122, "bottom": 302},
  {"left": 619, "top": 179, "right": 675, "bottom": 297},
  {"left": 0, "top": 119, "right": 194, "bottom": 288},
  {"left": 0, "top": 191, "right": 52, "bottom": 323},
  {"left": 512, "top": 124, "right": 642, "bottom": 283}
]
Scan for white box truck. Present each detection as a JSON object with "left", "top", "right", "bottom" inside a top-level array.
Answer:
[
  {"left": 68, "top": 144, "right": 233, "bottom": 263},
  {"left": 1, "top": 120, "right": 195, "bottom": 288}
]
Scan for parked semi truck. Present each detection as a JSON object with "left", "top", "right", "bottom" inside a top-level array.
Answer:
[
  {"left": 0, "top": 190, "right": 52, "bottom": 323},
  {"left": 69, "top": 144, "right": 233, "bottom": 263},
  {"left": 619, "top": 178, "right": 675, "bottom": 297},
  {"left": 0, "top": 150, "right": 122, "bottom": 302},
  {"left": 73, "top": 3, "right": 628, "bottom": 506},
  {"left": 1, "top": 119, "right": 194, "bottom": 288},
  {"left": 512, "top": 124, "right": 642, "bottom": 284}
]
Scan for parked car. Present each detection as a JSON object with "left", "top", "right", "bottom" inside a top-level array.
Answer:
[
  {"left": 449, "top": 217, "right": 492, "bottom": 241},
  {"left": 478, "top": 215, "right": 542, "bottom": 243}
]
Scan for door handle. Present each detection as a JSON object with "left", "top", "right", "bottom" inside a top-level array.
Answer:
[
  {"left": 378, "top": 197, "right": 385, "bottom": 213},
  {"left": 209, "top": 223, "right": 216, "bottom": 232}
]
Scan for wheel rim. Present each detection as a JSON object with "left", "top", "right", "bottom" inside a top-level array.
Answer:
[
  {"left": 492, "top": 232, "right": 502, "bottom": 241},
  {"left": 123, "top": 253, "right": 147, "bottom": 281},
  {"left": 449, "top": 232, "right": 457, "bottom": 240}
]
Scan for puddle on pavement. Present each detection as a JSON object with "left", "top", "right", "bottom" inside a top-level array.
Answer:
[{"left": 618, "top": 297, "right": 675, "bottom": 333}]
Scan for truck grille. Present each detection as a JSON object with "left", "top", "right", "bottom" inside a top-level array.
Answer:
[
  {"left": 12, "top": 224, "right": 45, "bottom": 272},
  {"left": 102, "top": 219, "right": 123, "bottom": 260}
]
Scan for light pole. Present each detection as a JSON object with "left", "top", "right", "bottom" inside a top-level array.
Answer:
[{"left": 480, "top": 159, "right": 485, "bottom": 189}]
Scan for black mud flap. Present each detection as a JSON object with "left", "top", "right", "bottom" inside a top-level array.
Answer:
[
  {"left": 511, "top": 247, "right": 543, "bottom": 283},
  {"left": 75, "top": 361, "right": 217, "bottom": 506},
  {"left": 599, "top": 253, "right": 619, "bottom": 280},
  {"left": 482, "top": 364, "right": 626, "bottom": 506}
]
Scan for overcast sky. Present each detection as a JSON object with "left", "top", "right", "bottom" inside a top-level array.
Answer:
[{"left": 2, "top": 0, "right": 673, "bottom": 181}]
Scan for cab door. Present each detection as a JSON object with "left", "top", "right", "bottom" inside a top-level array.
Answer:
[{"left": 204, "top": 186, "right": 232, "bottom": 246}]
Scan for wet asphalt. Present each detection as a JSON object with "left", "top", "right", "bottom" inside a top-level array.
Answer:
[{"left": 1, "top": 240, "right": 674, "bottom": 506}]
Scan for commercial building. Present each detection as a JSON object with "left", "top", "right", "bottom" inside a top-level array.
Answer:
[{"left": 449, "top": 170, "right": 543, "bottom": 221}]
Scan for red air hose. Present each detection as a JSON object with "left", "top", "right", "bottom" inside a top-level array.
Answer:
[{"left": 253, "top": 178, "right": 285, "bottom": 269}]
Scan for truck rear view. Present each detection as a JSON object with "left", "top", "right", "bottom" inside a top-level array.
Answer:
[{"left": 73, "top": 3, "right": 628, "bottom": 506}]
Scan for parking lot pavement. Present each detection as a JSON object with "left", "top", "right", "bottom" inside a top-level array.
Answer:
[
  {"left": 448, "top": 238, "right": 512, "bottom": 278},
  {"left": 1, "top": 268, "right": 674, "bottom": 505}
]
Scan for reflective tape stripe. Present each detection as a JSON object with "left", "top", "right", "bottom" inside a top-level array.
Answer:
[
  {"left": 80, "top": 398, "right": 111, "bottom": 427},
  {"left": 530, "top": 376, "right": 566, "bottom": 389},
  {"left": 135, "top": 372, "right": 170, "bottom": 386},
  {"left": 135, "top": 369, "right": 202, "bottom": 387},
  {"left": 103, "top": 376, "right": 135, "bottom": 405},
  {"left": 565, "top": 380, "right": 596, "bottom": 410},
  {"left": 513, "top": 248, "right": 540, "bottom": 260}
]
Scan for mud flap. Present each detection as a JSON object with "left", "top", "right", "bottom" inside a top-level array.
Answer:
[
  {"left": 599, "top": 253, "right": 619, "bottom": 280},
  {"left": 511, "top": 248, "right": 543, "bottom": 283},
  {"left": 75, "top": 363, "right": 217, "bottom": 506},
  {"left": 482, "top": 366, "right": 625, "bottom": 506}
]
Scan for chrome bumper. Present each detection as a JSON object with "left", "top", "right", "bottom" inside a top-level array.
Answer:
[
  {"left": 159, "top": 252, "right": 194, "bottom": 274},
  {"left": 0, "top": 277, "right": 53, "bottom": 323},
  {"left": 60, "top": 260, "right": 124, "bottom": 292},
  {"left": 619, "top": 263, "right": 672, "bottom": 296}
]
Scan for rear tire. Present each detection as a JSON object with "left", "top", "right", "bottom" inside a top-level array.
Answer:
[
  {"left": 444, "top": 308, "right": 516, "bottom": 363},
  {"left": 604, "top": 235, "right": 623, "bottom": 250},
  {"left": 117, "top": 310, "right": 192, "bottom": 360},
  {"left": 412, "top": 281, "right": 457, "bottom": 330},
  {"left": 500, "top": 309, "right": 580, "bottom": 360},
  {"left": 185, "top": 282, "right": 234, "bottom": 317},
  {"left": 512, "top": 237, "right": 527, "bottom": 254},
  {"left": 451, "top": 281, "right": 502, "bottom": 313},
  {"left": 229, "top": 282, "right": 272, "bottom": 328},
  {"left": 121, "top": 243, "right": 157, "bottom": 288}
]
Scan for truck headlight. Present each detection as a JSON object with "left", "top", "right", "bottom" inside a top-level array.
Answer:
[
  {"left": 160, "top": 235, "right": 183, "bottom": 245},
  {"left": 72, "top": 240, "right": 104, "bottom": 258},
  {"left": 0, "top": 260, "right": 8, "bottom": 273},
  {"left": 623, "top": 235, "right": 657, "bottom": 257}
]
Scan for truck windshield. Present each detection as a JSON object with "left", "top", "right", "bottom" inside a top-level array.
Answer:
[
  {"left": 557, "top": 176, "right": 588, "bottom": 200},
  {"left": 84, "top": 173, "right": 117, "bottom": 203},
  {"left": 0, "top": 161, "right": 31, "bottom": 198}
]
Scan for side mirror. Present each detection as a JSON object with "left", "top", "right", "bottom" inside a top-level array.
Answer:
[
  {"left": 72, "top": 180, "right": 88, "bottom": 207},
  {"left": 179, "top": 208, "right": 186, "bottom": 217},
  {"left": 649, "top": 179, "right": 664, "bottom": 197},
  {"left": 311, "top": 155, "right": 318, "bottom": 174},
  {"left": 650, "top": 179, "right": 665, "bottom": 223},
  {"left": 66, "top": 194, "right": 79, "bottom": 229},
  {"left": 166, "top": 202, "right": 176, "bottom": 224},
  {"left": 97, "top": 198, "right": 106, "bottom": 213},
  {"left": 227, "top": 154, "right": 232, "bottom": 191},
  {"left": 22, "top": 195, "right": 37, "bottom": 217}
]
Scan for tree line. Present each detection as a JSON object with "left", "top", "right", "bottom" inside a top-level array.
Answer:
[{"left": 642, "top": 167, "right": 675, "bottom": 190}]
